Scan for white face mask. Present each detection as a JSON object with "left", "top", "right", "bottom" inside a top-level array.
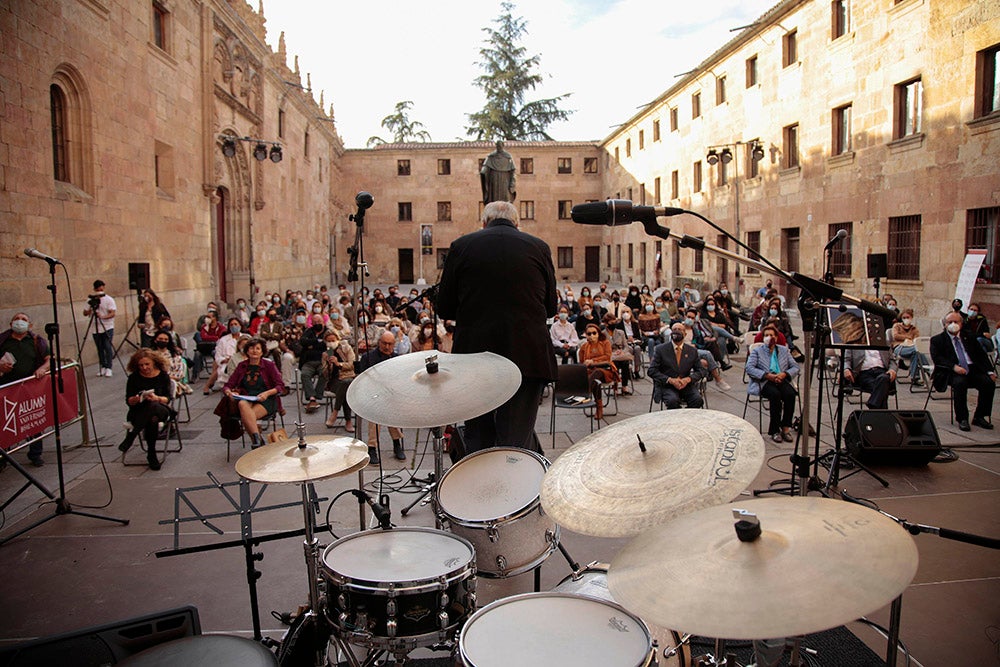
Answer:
[
  {"left": 11, "top": 319, "right": 29, "bottom": 334},
  {"left": 763, "top": 335, "right": 774, "bottom": 346},
  {"left": 946, "top": 322, "right": 961, "bottom": 334},
  {"left": 623, "top": 312, "right": 632, "bottom": 320}
]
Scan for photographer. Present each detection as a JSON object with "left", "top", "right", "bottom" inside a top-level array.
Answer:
[{"left": 83, "top": 280, "right": 116, "bottom": 377}]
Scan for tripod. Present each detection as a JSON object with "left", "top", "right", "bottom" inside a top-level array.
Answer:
[{"left": 0, "top": 258, "right": 128, "bottom": 545}]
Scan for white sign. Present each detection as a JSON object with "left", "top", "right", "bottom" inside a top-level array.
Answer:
[{"left": 955, "top": 250, "right": 987, "bottom": 307}]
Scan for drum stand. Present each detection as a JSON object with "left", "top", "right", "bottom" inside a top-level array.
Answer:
[{"left": 400, "top": 424, "right": 447, "bottom": 528}]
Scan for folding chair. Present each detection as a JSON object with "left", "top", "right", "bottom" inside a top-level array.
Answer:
[
  {"left": 549, "top": 364, "right": 599, "bottom": 448},
  {"left": 122, "top": 382, "right": 183, "bottom": 467}
]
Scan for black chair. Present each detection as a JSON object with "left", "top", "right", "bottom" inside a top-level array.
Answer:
[
  {"left": 122, "top": 382, "right": 183, "bottom": 467},
  {"left": 549, "top": 364, "right": 599, "bottom": 448},
  {"left": 194, "top": 341, "right": 216, "bottom": 379}
]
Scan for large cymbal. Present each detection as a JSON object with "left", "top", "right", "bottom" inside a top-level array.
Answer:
[
  {"left": 608, "top": 497, "right": 919, "bottom": 639},
  {"left": 346, "top": 351, "right": 521, "bottom": 428},
  {"left": 235, "top": 435, "right": 370, "bottom": 484},
  {"left": 540, "top": 410, "right": 765, "bottom": 537}
]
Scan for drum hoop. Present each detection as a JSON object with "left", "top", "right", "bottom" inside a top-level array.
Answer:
[
  {"left": 321, "top": 527, "right": 476, "bottom": 594},
  {"left": 436, "top": 446, "right": 550, "bottom": 523}
]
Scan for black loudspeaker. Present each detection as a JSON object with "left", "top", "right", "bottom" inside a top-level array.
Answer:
[
  {"left": 0, "top": 606, "right": 200, "bottom": 667},
  {"left": 844, "top": 410, "right": 941, "bottom": 465},
  {"left": 128, "top": 262, "right": 150, "bottom": 292},
  {"left": 866, "top": 253, "right": 887, "bottom": 279}
]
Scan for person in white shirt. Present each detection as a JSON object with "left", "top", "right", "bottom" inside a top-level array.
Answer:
[
  {"left": 83, "top": 279, "right": 117, "bottom": 377},
  {"left": 550, "top": 305, "right": 580, "bottom": 364}
]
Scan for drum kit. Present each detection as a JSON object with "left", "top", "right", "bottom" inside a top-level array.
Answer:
[{"left": 230, "top": 351, "right": 919, "bottom": 667}]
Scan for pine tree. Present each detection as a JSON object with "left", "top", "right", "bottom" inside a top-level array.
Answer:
[
  {"left": 466, "top": 2, "right": 573, "bottom": 140},
  {"left": 366, "top": 101, "right": 432, "bottom": 147}
]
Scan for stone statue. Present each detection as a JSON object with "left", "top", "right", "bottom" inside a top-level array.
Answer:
[{"left": 480, "top": 140, "right": 517, "bottom": 205}]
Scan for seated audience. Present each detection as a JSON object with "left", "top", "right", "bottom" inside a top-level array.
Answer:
[
  {"left": 578, "top": 323, "right": 619, "bottom": 421},
  {"left": 550, "top": 305, "right": 580, "bottom": 364},
  {"left": 118, "top": 348, "right": 173, "bottom": 470},
  {"left": 746, "top": 324, "right": 800, "bottom": 443},
  {"left": 931, "top": 312, "right": 996, "bottom": 431},
  {"left": 648, "top": 322, "right": 705, "bottom": 409},
  {"left": 223, "top": 338, "right": 284, "bottom": 449}
]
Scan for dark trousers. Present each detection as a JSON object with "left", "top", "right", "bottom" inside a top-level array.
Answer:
[
  {"left": 127, "top": 402, "right": 171, "bottom": 461},
  {"left": 93, "top": 330, "right": 114, "bottom": 369},
  {"left": 661, "top": 381, "right": 703, "bottom": 409},
  {"left": 554, "top": 347, "right": 576, "bottom": 364},
  {"left": 951, "top": 371, "right": 996, "bottom": 422},
  {"left": 613, "top": 360, "right": 632, "bottom": 387},
  {"left": 852, "top": 368, "right": 893, "bottom": 409},
  {"left": 464, "top": 377, "right": 546, "bottom": 454},
  {"left": 760, "top": 381, "right": 797, "bottom": 434}
]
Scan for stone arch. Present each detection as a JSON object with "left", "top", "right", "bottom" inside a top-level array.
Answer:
[
  {"left": 50, "top": 63, "right": 94, "bottom": 193},
  {"left": 213, "top": 131, "right": 252, "bottom": 300}
]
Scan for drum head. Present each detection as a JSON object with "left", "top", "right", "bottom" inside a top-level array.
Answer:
[
  {"left": 323, "top": 527, "right": 473, "bottom": 584},
  {"left": 460, "top": 593, "right": 651, "bottom": 667},
  {"left": 438, "top": 447, "right": 548, "bottom": 522}
]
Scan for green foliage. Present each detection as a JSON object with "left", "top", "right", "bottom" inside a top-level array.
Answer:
[
  {"left": 366, "top": 100, "right": 432, "bottom": 147},
  {"left": 466, "top": 2, "right": 573, "bottom": 141}
]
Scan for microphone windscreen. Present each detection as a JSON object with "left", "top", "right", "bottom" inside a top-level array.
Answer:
[{"left": 570, "top": 201, "right": 612, "bottom": 225}]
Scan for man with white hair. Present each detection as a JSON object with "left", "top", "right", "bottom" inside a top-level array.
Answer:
[{"left": 438, "top": 200, "right": 557, "bottom": 454}]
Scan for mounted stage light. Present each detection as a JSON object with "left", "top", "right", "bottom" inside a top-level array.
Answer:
[
  {"left": 253, "top": 143, "right": 268, "bottom": 161},
  {"left": 706, "top": 149, "right": 719, "bottom": 165},
  {"left": 221, "top": 138, "right": 237, "bottom": 157},
  {"left": 751, "top": 142, "right": 765, "bottom": 162},
  {"left": 720, "top": 148, "right": 733, "bottom": 164},
  {"left": 269, "top": 145, "right": 283, "bottom": 163}
]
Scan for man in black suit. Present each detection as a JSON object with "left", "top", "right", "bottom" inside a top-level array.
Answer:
[
  {"left": 842, "top": 347, "right": 897, "bottom": 409},
  {"left": 437, "top": 200, "right": 558, "bottom": 453},
  {"left": 648, "top": 322, "right": 705, "bottom": 409},
  {"left": 930, "top": 312, "right": 996, "bottom": 431}
]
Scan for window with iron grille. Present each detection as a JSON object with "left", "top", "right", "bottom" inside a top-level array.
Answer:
[
  {"left": 558, "top": 157, "right": 572, "bottom": 173},
  {"left": 520, "top": 157, "right": 533, "bottom": 174},
  {"left": 437, "top": 159, "right": 451, "bottom": 175},
  {"left": 558, "top": 200, "right": 572, "bottom": 219},
  {"left": 583, "top": 157, "right": 598, "bottom": 173},
  {"left": 557, "top": 247, "right": 574, "bottom": 269},
  {"left": 887, "top": 215, "right": 921, "bottom": 280},
  {"left": 398, "top": 202, "right": 412, "bottom": 222},
  {"left": 746, "top": 231, "right": 761, "bottom": 275},
  {"left": 50, "top": 85, "right": 68, "bottom": 182},
  {"left": 397, "top": 160, "right": 410, "bottom": 176},
  {"left": 966, "top": 206, "right": 1000, "bottom": 284},
  {"left": 975, "top": 43, "right": 1000, "bottom": 118},
  {"left": 628, "top": 244, "right": 634, "bottom": 269},
  {"left": 829, "top": 222, "right": 853, "bottom": 277},
  {"left": 694, "top": 237, "right": 704, "bottom": 273},
  {"left": 520, "top": 200, "right": 535, "bottom": 220},
  {"left": 437, "top": 201, "right": 451, "bottom": 222}
]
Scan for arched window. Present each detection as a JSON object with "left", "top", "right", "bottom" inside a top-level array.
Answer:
[
  {"left": 50, "top": 84, "right": 69, "bottom": 182},
  {"left": 50, "top": 65, "right": 93, "bottom": 195}
]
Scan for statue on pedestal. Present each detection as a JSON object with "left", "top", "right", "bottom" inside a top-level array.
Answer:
[{"left": 480, "top": 140, "right": 517, "bottom": 205}]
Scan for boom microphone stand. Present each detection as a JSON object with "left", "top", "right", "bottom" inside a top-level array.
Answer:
[{"left": 1, "top": 253, "right": 128, "bottom": 545}]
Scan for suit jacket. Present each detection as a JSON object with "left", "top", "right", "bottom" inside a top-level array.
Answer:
[
  {"left": 648, "top": 341, "right": 704, "bottom": 403},
  {"left": 929, "top": 329, "right": 994, "bottom": 391},
  {"left": 745, "top": 343, "right": 800, "bottom": 396},
  {"left": 437, "top": 219, "right": 558, "bottom": 382}
]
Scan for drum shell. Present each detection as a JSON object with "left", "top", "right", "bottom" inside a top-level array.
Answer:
[{"left": 437, "top": 447, "right": 559, "bottom": 578}]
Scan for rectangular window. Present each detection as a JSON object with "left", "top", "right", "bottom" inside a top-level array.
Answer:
[
  {"left": 615, "top": 245, "right": 622, "bottom": 271},
  {"left": 278, "top": 109, "right": 285, "bottom": 139},
  {"left": 833, "top": 104, "right": 852, "bottom": 155},
  {"left": 888, "top": 214, "right": 922, "bottom": 280},
  {"left": 304, "top": 130, "right": 310, "bottom": 158},
  {"left": 152, "top": 2, "right": 168, "bottom": 51},
  {"left": 436, "top": 248, "right": 449, "bottom": 271},
  {"left": 895, "top": 77, "right": 923, "bottom": 138},
  {"left": 692, "top": 92, "right": 701, "bottom": 119},
  {"left": 966, "top": 206, "right": 1000, "bottom": 284},
  {"left": 628, "top": 244, "right": 634, "bottom": 269},
  {"left": 614, "top": 147, "right": 620, "bottom": 163},
  {"left": 583, "top": 157, "right": 598, "bottom": 173},
  {"left": 718, "top": 158, "right": 728, "bottom": 186},
  {"left": 437, "top": 159, "right": 451, "bottom": 175},
  {"left": 829, "top": 222, "right": 853, "bottom": 277},
  {"left": 975, "top": 43, "right": 1000, "bottom": 118},
  {"left": 437, "top": 201, "right": 451, "bottom": 222},
  {"left": 654, "top": 177, "right": 661, "bottom": 204},
  {"left": 398, "top": 202, "right": 412, "bottom": 222},
  {"left": 558, "top": 157, "right": 572, "bottom": 174},
  {"left": 520, "top": 200, "right": 535, "bottom": 220},
  {"left": 606, "top": 245, "right": 611, "bottom": 267},
  {"left": 653, "top": 119, "right": 661, "bottom": 141},
  {"left": 640, "top": 184, "right": 646, "bottom": 205},
  {"left": 746, "top": 231, "right": 761, "bottom": 274},
  {"left": 694, "top": 237, "right": 704, "bottom": 273},
  {"left": 154, "top": 140, "right": 174, "bottom": 195},
  {"left": 558, "top": 200, "right": 573, "bottom": 219},
  {"left": 671, "top": 170, "right": 679, "bottom": 200},
  {"left": 783, "top": 29, "right": 798, "bottom": 67},
  {"left": 627, "top": 186, "right": 633, "bottom": 201},
  {"left": 783, "top": 124, "right": 800, "bottom": 168},
  {"left": 50, "top": 85, "right": 68, "bottom": 182},
  {"left": 669, "top": 107, "right": 679, "bottom": 131},
  {"left": 716, "top": 75, "right": 727, "bottom": 105},
  {"left": 397, "top": 159, "right": 411, "bottom": 176},
  {"left": 557, "top": 247, "right": 574, "bottom": 269},
  {"left": 638, "top": 130, "right": 645, "bottom": 150},
  {"left": 520, "top": 157, "right": 533, "bottom": 174},
  {"left": 746, "top": 55, "right": 758, "bottom": 87},
  {"left": 693, "top": 161, "right": 702, "bottom": 193},
  {"left": 626, "top": 138, "right": 632, "bottom": 157},
  {"left": 832, "top": 0, "right": 850, "bottom": 39}
]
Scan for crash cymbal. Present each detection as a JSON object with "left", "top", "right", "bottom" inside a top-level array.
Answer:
[
  {"left": 235, "top": 435, "right": 370, "bottom": 484},
  {"left": 608, "top": 497, "right": 919, "bottom": 639},
  {"left": 540, "top": 410, "right": 765, "bottom": 537},
  {"left": 346, "top": 351, "right": 521, "bottom": 428}
]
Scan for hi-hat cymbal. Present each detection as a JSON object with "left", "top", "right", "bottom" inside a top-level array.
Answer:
[
  {"left": 235, "top": 435, "right": 370, "bottom": 484},
  {"left": 608, "top": 497, "right": 919, "bottom": 639},
  {"left": 346, "top": 351, "right": 521, "bottom": 428},
  {"left": 540, "top": 410, "right": 765, "bottom": 537}
]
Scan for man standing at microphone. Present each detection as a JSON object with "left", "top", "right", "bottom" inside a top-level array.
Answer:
[
  {"left": 83, "top": 279, "right": 117, "bottom": 377},
  {"left": 437, "top": 200, "right": 557, "bottom": 454}
]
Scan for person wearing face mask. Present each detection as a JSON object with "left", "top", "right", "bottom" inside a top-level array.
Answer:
[
  {"left": 648, "top": 322, "right": 705, "bottom": 409},
  {"left": 559, "top": 288, "right": 580, "bottom": 320},
  {"left": 638, "top": 297, "right": 666, "bottom": 362},
  {"left": 657, "top": 290, "right": 680, "bottom": 323},
  {"left": 891, "top": 308, "right": 928, "bottom": 385},
  {"left": 303, "top": 291, "right": 317, "bottom": 313},
  {"left": 550, "top": 306, "right": 580, "bottom": 364},
  {"left": 371, "top": 300, "right": 391, "bottom": 328},
  {"left": 574, "top": 298, "right": 600, "bottom": 337},
  {"left": 746, "top": 324, "right": 800, "bottom": 443},
  {"left": 0, "top": 313, "right": 51, "bottom": 466},
  {"left": 681, "top": 310, "right": 732, "bottom": 391},
  {"left": 298, "top": 318, "right": 329, "bottom": 412},
  {"left": 607, "top": 312, "right": 641, "bottom": 391},
  {"left": 359, "top": 332, "right": 407, "bottom": 462},
  {"left": 247, "top": 300, "right": 270, "bottom": 335},
  {"left": 413, "top": 320, "right": 442, "bottom": 352},
  {"left": 271, "top": 294, "right": 287, "bottom": 320},
  {"left": 138, "top": 288, "right": 170, "bottom": 348},
  {"left": 257, "top": 309, "right": 285, "bottom": 366},
  {"left": 151, "top": 330, "right": 191, "bottom": 396},
  {"left": 328, "top": 307, "right": 354, "bottom": 345},
  {"left": 701, "top": 297, "right": 740, "bottom": 351},
  {"left": 386, "top": 318, "right": 410, "bottom": 355},
  {"left": 755, "top": 298, "right": 795, "bottom": 351},
  {"left": 931, "top": 312, "right": 996, "bottom": 431},
  {"left": 322, "top": 332, "right": 357, "bottom": 432},
  {"left": 306, "top": 302, "right": 330, "bottom": 330},
  {"left": 962, "top": 302, "right": 994, "bottom": 356},
  {"left": 234, "top": 299, "right": 251, "bottom": 327},
  {"left": 624, "top": 286, "right": 642, "bottom": 314},
  {"left": 279, "top": 309, "right": 308, "bottom": 387},
  {"left": 356, "top": 309, "right": 384, "bottom": 354},
  {"left": 205, "top": 318, "right": 244, "bottom": 394},
  {"left": 578, "top": 324, "right": 619, "bottom": 420}
]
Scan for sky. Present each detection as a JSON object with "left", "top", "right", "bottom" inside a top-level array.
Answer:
[{"left": 263, "top": 0, "right": 779, "bottom": 148}]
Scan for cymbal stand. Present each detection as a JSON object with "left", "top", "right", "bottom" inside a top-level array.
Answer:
[{"left": 400, "top": 424, "right": 446, "bottom": 528}]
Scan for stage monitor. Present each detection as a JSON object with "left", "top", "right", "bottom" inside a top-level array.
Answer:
[{"left": 825, "top": 304, "right": 890, "bottom": 349}]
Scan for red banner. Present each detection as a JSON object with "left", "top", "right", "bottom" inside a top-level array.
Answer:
[{"left": 1, "top": 366, "right": 80, "bottom": 451}]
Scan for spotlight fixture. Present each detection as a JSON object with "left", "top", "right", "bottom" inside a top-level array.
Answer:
[
  {"left": 706, "top": 149, "right": 719, "bottom": 165},
  {"left": 253, "top": 142, "right": 268, "bottom": 161},
  {"left": 221, "top": 138, "right": 237, "bottom": 157},
  {"left": 269, "top": 145, "right": 283, "bottom": 163},
  {"left": 751, "top": 142, "right": 765, "bottom": 162},
  {"left": 720, "top": 148, "right": 733, "bottom": 164}
]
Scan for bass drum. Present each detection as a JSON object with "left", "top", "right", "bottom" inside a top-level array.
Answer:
[{"left": 555, "top": 563, "right": 689, "bottom": 667}]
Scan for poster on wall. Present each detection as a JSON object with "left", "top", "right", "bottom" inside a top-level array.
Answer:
[
  {"left": 954, "top": 250, "right": 987, "bottom": 307},
  {"left": 420, "top": 224, "right": 433, "bottom": 256}
]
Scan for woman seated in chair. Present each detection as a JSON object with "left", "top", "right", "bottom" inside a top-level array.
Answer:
[
  {"left": 151, "top": 329, "right": 192, "bottom": 396},
  {"left": 746, "top": 324, "right": 800, "bottom": 443},
  {"left": 891, "top": 308, "right": 929, "bottom": 385},
  {"left": 323, "top": 331, "right": 356, "bottom": 432},
  {"left": 118, "top": 348, "right": 173, "bottom": 470},
  {"left": 578, "top": 323, "right": 619, "bottom": 420},
  {"left": 605, "top": 313, "right": 636, "bottom": 395},
  {"left": 223, "top": 338, "right": 285, "bottom": 449}
]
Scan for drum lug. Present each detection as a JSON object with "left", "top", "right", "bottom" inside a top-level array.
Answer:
[
  {"left": 438, "top": 610, "right": 449, "bottom": 631},
  {"left": 387, "top": 599, "right": 397, "bottom": 617},
  {"left": 386, "top": 618, "right": 397, "bottom": 638},
  {"left": 495, "top": 554, "right": 507, "bottom": 573},
  {"left": 487, "top": 525, "right": 499, "bottom": 543},
  {"left": 468, "top": 591, "right": 477, "bottom": 612},
  {"left": 545, "top": 528, "right": 557, "bottom": 545}
]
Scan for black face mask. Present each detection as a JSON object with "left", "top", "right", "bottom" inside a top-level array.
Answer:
[
  {"left": 154, "top": 341, "right": 169, "bottom": 349},
  {"left": 313, "top": 324, "right": 324, "bottom": 332},
  {"left": 952, "top": 303, "right": 962, "bottom": 311},
  {"left": 670, "top": 331, "right": 685, "bottom": 342}
]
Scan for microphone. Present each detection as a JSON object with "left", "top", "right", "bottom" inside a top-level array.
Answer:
[
  {"left": 823, "top": 229, "right": 848, "bottom": 251},
  {"left": 24, "top": 248, "right": 61, "bottom": 264},
  {"left": 352, "top": 490, "right": 391, "bottom": 529},
  {"left": 571, "top": 199, "right": 685, "bottom": 226}
]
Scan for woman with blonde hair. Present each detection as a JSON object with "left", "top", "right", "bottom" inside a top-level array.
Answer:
[{"left": 119, "top": 348, "right": 173, "bottom": 470}]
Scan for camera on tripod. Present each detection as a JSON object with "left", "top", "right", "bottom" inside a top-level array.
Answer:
[{"left": 87, "top": 294, "right": 102, "bottom": 310}]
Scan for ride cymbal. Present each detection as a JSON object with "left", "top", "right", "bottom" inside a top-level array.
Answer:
[
  {"left": 346, "top": 351, "right": 521, "bottom": 428},
  {"left": 235, "top": 435, "right": 370, "bottom": 484},
  {"left": 541, "top": 410, "right": 765, "bottom": 537},
  {"left": 608, "top": 497, "right": 919, "bottom": 639}
]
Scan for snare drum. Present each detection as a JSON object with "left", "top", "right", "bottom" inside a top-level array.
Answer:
[
  {"left": 555, "top": 563, "right": 689, "bottom": 667},
  {"left": 458, "top": 592, "right": 654, "bottom": 667},
  {"left": 321, "top": 527, "right": 476, "bottom": 653},
  {"left": 436, "top": 447, "right": 559, "bottom": 577}
]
